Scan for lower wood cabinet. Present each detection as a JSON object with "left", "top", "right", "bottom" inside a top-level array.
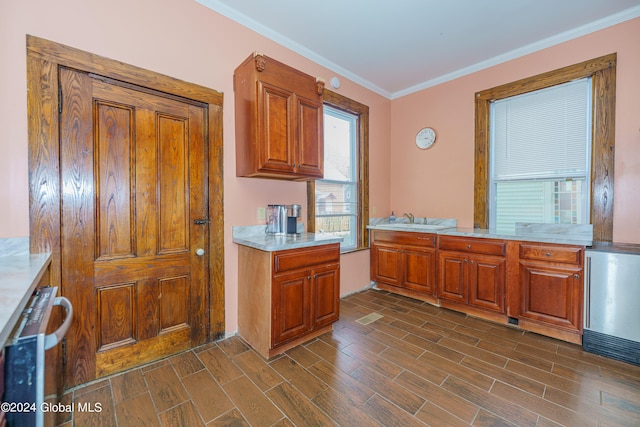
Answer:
[
  {"left": 370, "top": 230, "right": 437, "bottom": 302},
  {"left": 518, "top": 243, "right": 584, "bottom": 343},
  {"left": 370, "top": 230, "right": 587, "bottom": 344},
  {"left": 238, "top": 243, "right": 340, "bottom": 358},
  {"left": 438, "top": 236, "right": 506, "bottom": 319}
]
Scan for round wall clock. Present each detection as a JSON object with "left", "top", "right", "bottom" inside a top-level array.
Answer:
[{"left": 415, "top": 127, "right": 436, "bottom": 149}]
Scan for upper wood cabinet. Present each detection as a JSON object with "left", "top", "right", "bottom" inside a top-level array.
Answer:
[{"left": 234, "top": 52, "right": 325, "bottom": 180}]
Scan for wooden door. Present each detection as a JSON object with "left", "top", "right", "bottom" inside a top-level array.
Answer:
[
  {"left": 312, "top": 264, "right": 340, "bottom": 328},
  {"left": 438, "top": 252, "right": 467, "bottom": 302},
  {"left": 371, "top": 243, "right": 402, "bottom": 287},
  {"left": 257, "top": 81, "right": 296, "bottom": 174},
  {"left": 295, "top": 94, "right": 324, "bottom": 178},
  {"left": 59, "top": 67, "right": 208, "bottom": 386},
  {"left": 468, "top": 254, "right": 505, "bottom": 313},
  {"left": 272, "top": 270, "right": 311, "bottom": 346},
  {"left": 519, "top": 262, "right": 582, "bottom": 331},
  {"left": 403, "top": 246, "right": 436, "bottom": 294}
]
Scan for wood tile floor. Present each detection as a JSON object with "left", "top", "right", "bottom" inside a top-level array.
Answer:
[{"left": 55, "top": 288, "right": 640, "bottom": 426}]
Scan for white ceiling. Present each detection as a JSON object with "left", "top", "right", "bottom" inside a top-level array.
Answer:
[{"left": 196, "top": 0, "right": 640, "bottom": 99}]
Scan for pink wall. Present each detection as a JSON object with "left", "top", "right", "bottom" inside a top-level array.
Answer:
[
  {"left": 0, "top": 0, "right": 391, "bottom": 334},
  {"left": 391, "top": 18, "right": 640, "bottom": 243}
]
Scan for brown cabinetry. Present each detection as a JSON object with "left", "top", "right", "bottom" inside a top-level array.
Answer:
[
  {"left": 238, "top": 243, "right": 340, "bottom": 358},
  {"left": 370, "top": 230, "right": 437, "bottom": 302},
  {"left": 234, "top": 52, "right": 324, "bottom": 180},
  {"left": 518, "top": 243, "right": 584, "bottom": 343},
  {"left": 438, "top": 236, "right": 506, "bottom": 318}
]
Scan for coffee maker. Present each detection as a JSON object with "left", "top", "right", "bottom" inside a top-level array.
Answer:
[
  {"left": 266, "top": 204, "right": 301, "bottom": 235},
  {"left": 287, "top": 204, "right": 301, "bottom": 234}
]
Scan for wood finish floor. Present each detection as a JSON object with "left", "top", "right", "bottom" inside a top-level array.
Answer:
[{"left": 54, "top": 288, "right": 640, "bottom": 426}]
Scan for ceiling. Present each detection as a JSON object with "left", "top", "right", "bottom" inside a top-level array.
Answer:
[{"left": 196, "top": 0, "right": 640, "bottom": 99}]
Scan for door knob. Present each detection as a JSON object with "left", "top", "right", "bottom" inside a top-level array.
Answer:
[{"left": 196, "top": 248, "right": 205, "bottom": 256}]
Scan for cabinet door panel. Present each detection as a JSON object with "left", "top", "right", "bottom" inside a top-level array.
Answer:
[
  {"left": 438, "top": 252, "right": 467, "bottom": 302},
  {"left": 404, "top": 247, "right": 436, "bottom": 294},
  {"left": 468, "top": 255, "right": 505, "bottom": 313},
  {"left": 371, "top": 244, "right": 402, "bottom": 287},
  {"left": 313, "top": 264, "right": 340, "bottom": 328},
  {"left": 257, "top": 82, "right": 295, "bottom": 174},
  {"left": 295, "top": 95, "right": 323, "bottom": 178},
  {"left": 520, "top": 262, "right": 582, "bottom": 331},
  {"left": 272, "top": 271, "right": 311, "bottom": 345}
]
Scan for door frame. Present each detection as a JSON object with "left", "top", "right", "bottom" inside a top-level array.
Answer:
[{"left": 26, "top": 36, "right": 226, "bottom": 352}]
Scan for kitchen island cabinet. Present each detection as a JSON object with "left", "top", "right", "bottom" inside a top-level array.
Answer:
[
  {"left": 370, "top": 230, "right": 437, "bottom": 303},
  {"left": 234, "top": 52, "right": 324, "bottom": 180},
  {"left": 238, "top": 243, "right": 340, "bottom": 359}
]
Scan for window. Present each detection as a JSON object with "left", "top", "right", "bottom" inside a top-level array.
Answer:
[
  {"left": 307, "top": 90, "right": 369, "bottom": 252},
  {"left": 489, "top": 78, "right": 592, "bottom": 232},
  {"left": 474, "top": 54, "right": 616, "bottom": 242}
]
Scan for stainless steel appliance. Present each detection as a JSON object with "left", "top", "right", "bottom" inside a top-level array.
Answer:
[
  {"left": 287, "top": 204, "right": 301, "bottom": 234},
  {"left": 266, "top": 204, "right": 287, "bottom": 235},
  {"left": 583, "top": 244, "right": 640, "bottom": 365},
  {"left": 4, "top": 286, "right": 73, "bottom": 426}
]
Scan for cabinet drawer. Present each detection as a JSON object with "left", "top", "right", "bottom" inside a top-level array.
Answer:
[
  {"left": 274, "top": 244, "right": 340, "bottom": 273},
  {"left": 519, "top": 244, "right": 582, "bottom": 264},
  {"left": 438, "top": 236, "right": 505, "bottom": 256},
  {"left": 371, "top": 230, "right": 436, "bottom": 248}
]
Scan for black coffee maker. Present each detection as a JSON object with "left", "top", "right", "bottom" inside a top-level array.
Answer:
[{"left": 287, "top": 204, "right": 301, "bottom": 234}]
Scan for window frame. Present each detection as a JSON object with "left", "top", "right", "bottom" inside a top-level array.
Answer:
[
  {"left": 307, "top": 89, "right": 369, "bottom": 252},
  {"left": 474, "top": 53, "right": 616, "bottom": 242}
]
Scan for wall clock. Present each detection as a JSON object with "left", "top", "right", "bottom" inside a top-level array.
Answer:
[{"left": 415, "top": 127, "right": 436, "bottom": 149}]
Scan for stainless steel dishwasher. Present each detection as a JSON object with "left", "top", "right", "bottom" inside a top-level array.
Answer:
[{"left": 583, "top": 243, "right": 640, "bottom": 365}]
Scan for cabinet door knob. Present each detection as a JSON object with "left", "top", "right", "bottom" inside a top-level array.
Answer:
[
  {"left": 196, "top": 248, "right": 205, "bottom": 256},
  {"left": 467, "top": 244, "right": 471, "bottom": 249},
  {"left": 573, "top": 274, "right": 580, "bottom": 279},
  {"left": 545, "top": 252, "right": 551, "bottom": 257}
]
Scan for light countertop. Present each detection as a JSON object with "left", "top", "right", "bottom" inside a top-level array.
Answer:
[
  {"left": 0, "top": 238, "right": 52, "bottom": 348},
  {"left": 368, "top": 221, "right": 593, "bottom": 246},
  {"left": 233, "top": 225, "right": 342, "bottom": 251}
]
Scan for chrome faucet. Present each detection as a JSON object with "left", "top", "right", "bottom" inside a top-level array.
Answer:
[{"left": 403, "top": 212, "right": 415, "bottom": 223}]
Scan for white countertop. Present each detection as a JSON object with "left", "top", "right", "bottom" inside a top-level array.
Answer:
[
  {"left": 368, "top": 222, "right": 593, "bottom": 246},
  {"left": 233, "top": 225, "right": 342, "bottom": 251},
  {"left": 0, "top": 238, "right": 52, "bottom": 348}
]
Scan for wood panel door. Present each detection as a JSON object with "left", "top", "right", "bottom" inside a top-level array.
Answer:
[
  {"left": 257, "top": 81, "right": 296, "bottom": 174},
  {"left": 403, "top": 246, "right": 436, "bottom": 294},
  {"left": 312, "top": 263, "right": 340, "bottom": 329},
  {"left": 59, "top": 67, "right": 208, "bottom": 386},
  {"left": 438, "top": 252, "right": 467, "bottom": 303},
  {"left": 272, "top": 270, "right": 312, "bottom": 346},
  {"left": 468, "top": 254, "right": 505, "bottom": 313}
]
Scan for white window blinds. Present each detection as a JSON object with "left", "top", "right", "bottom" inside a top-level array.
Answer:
[{"left": 492, "top": 78, "right": 591, "bottom": 181}]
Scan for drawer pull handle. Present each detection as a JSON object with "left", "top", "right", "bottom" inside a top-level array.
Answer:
[
  {"left": 545, "top": 252, "right": 551, "bottom": 257},
  {"left": 467, "top": 244, "right": 471, "bottom": 249}
]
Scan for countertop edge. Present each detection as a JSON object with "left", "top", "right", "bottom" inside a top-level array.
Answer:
[
  {"left": 367, "top": 225, "right": 593, "bottom": 247},
  {"left": 233, "top": 236, "right": 343, "bottom": 251},
  {"left": 0, "top": 252, "right": 52, "bottom": 349}
]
